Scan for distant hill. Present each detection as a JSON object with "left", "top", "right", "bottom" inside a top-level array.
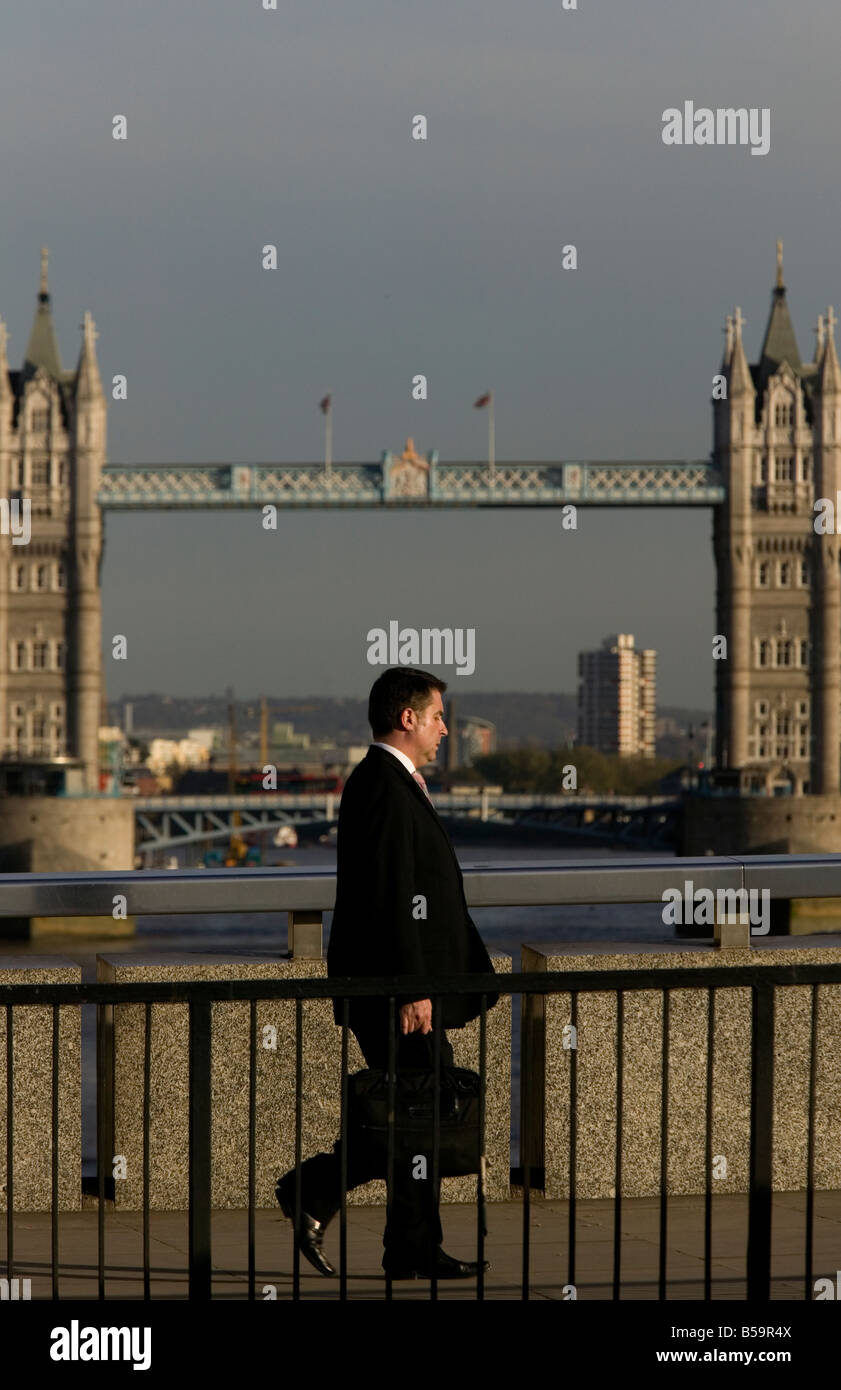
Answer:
[{"left": 109, "top": 691, "right": 712, "bottom": 756}]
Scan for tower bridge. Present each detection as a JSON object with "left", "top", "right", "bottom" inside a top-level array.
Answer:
[
  {"left": 2, "top": 242, "right": 839, "bottom": 836},
  {"left": 97, "top": 457, "right": 723, "bottom": 510}
]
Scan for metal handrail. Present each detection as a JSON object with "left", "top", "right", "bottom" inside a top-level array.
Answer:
[
  {"left": 2, "top": 962, "right": 841, "bottom": 1006},
  {"left": 1, "top": 850, "right": 841, "bottom": 915}
]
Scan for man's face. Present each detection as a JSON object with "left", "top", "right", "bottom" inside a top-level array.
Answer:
[{"left": 404, "top": 690, "right": 447, "bottom": 767}]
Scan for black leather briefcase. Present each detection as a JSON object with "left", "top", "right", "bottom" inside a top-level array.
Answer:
[{"left": 347, "top": 1066, "right": 484, "bottom": 1178}]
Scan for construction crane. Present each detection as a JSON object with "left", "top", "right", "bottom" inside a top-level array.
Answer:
[
  {"left": 260, "top": 694, "right": 269, "bottom": 769},
  {"left": 226, "top": 686, "right": 245, "bottom": 865}
]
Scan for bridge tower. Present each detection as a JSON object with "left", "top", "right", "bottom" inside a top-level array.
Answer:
[
  {"left": 713, "top": 244, "right": 829, "bottom": 796},
  {"left": 0, "top": 249, "right": 105, "bottom": 792}
]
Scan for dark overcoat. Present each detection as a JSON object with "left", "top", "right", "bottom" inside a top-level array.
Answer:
[{"left": 326, "top": 745, "right": 498, "bottom": 1030}]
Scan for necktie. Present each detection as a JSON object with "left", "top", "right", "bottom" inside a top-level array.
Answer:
[{"left": 412, "top": 770, "right": 432, "bottom": 801}]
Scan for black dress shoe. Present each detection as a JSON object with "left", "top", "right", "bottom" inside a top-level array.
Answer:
[
  {"left": 276, "top": 1182, "right": 336, "bottom": 1277},
  {"left": 384, "top": 1249, "right": 490, "bottom": 1280}
]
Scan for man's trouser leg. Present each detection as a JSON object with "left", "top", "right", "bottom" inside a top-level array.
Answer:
[
  {"left": 353, "top": 1019, "right": 453, "bottom": 1270},
  {"left": 277, "top": 1016, "right": 453, "bottom": 1267},
  {"left": 276, "top": 1067, "right": 381, "bottom": 1228}
]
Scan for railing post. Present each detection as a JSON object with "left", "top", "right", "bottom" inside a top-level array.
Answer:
[
  {"left": 747, "top": 980, "right": 774, "bottom": 1300},
  {"left": 189, "top": 996, "right": 212, "bottom": 1300},
  {"left": 288, "top": 909, "right": 323, "bottom": 958},
  {"left": 714, "top": 899, "right": 751, "bottom": 948}
]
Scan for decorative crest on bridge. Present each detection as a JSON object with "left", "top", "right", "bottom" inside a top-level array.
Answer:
[{"left": 383, "top": 438, "right": 433, "bottom": 500}]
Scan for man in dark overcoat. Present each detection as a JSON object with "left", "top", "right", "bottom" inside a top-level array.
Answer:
[{"left": 276, "top": 666, "right": 497, "bottom": 1279}]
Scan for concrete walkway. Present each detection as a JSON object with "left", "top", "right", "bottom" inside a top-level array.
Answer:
[
  {"left": 4, "top": 1190, "right": 839, "bottom": 1300},
  {"left": 8, "top": 1189, "right": 839, "bottom": 1306}
]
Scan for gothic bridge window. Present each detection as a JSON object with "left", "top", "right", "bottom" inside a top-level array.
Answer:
[
  {"left": 774, "top": 456, "right": 795, "bottom": 482},
  {"left": 31, "top": 456, "right": 50, "bottom": 487}
]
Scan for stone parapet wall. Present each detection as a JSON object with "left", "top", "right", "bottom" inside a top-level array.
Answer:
[
  {"left": 98, "top": 953, "right": 511, "bottom": 1210},
  {"left": 0, "top": 958, "right": 81, "bottom": 1211},
  {"left": 522, "top": 938, "right": 841, "bottom": 1199}
]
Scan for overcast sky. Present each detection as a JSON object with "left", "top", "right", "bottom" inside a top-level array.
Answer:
[{"left": 2, "top": 0, "right": 838, "bottom": 708}]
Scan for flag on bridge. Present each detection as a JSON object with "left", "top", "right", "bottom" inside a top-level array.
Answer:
[
  {"left": 319, "top": 394, "right": 331, "bottom": 414},
  {"left": 474, "top": 393, "right": 495, "bottom": 475}
]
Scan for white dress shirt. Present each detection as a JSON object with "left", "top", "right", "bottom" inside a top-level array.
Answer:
[{"left": 371, "top": 741, "right": 417, "bottom": 776}]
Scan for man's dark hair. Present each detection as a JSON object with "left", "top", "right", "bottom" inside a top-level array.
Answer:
[{"left": 368, "top": 667, "right": 447, "bottom": 738}]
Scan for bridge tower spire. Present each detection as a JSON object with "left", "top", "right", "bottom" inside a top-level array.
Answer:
[
  {"left": 0, "top": 318, "right": 11, "bottom": 416},
  {"left": 713, "top": 303, "right": 755, "bottom": 771},
  {"left": 23, "top": 246, "right": 63, "bottom": 382},
  {"left": 811, "top": 306, "right": 841, "bottom": 793},
  {"left": 68, "top": 307, "right": 106, "bottom": 791}
]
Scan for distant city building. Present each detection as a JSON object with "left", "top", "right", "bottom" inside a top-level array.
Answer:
[
  {"left": 332, "top": 745, "right": 368, "bottom": 769},
  {"left": 655, "top": 716, "right": 684, "bottom": 738},
  {"left": 577, "top": 634, "right": 656, "bottom": 758},
  {"left": 97, "top": 724, "right": 128, "bottom": 793},
  {"left": 98, "top": 725, "right": 126, "bottom": 748},
  {"left": 187, "top": 727, "right": 219, "bottom": 753},
  {"left": 147, "top": 737, "right": 212, "bottom": 772},
  {"left": 456, "top": 716, "right": 497, "bottom": 767},
  {"left": 210, "top": 739, "right": 367, "bottom": 772},
  {"left": 272, "top": 721, "right": 310, "bottom": 749},
  {"left": 263, "top": 742, "right": 366, "bottom": 770}
]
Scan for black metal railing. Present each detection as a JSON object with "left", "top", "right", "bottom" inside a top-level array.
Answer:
[{"left": 3, "top": 963, "right": 841, "bottom": 1300}]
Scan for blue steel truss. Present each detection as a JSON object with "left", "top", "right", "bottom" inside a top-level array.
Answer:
[{"left": 98, "top": 458, "right": 724, "bottom": 509}]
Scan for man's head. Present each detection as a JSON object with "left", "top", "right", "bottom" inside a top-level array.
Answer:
[{"left": 368, "top": 667, "right": 448, "bottom": 769}]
